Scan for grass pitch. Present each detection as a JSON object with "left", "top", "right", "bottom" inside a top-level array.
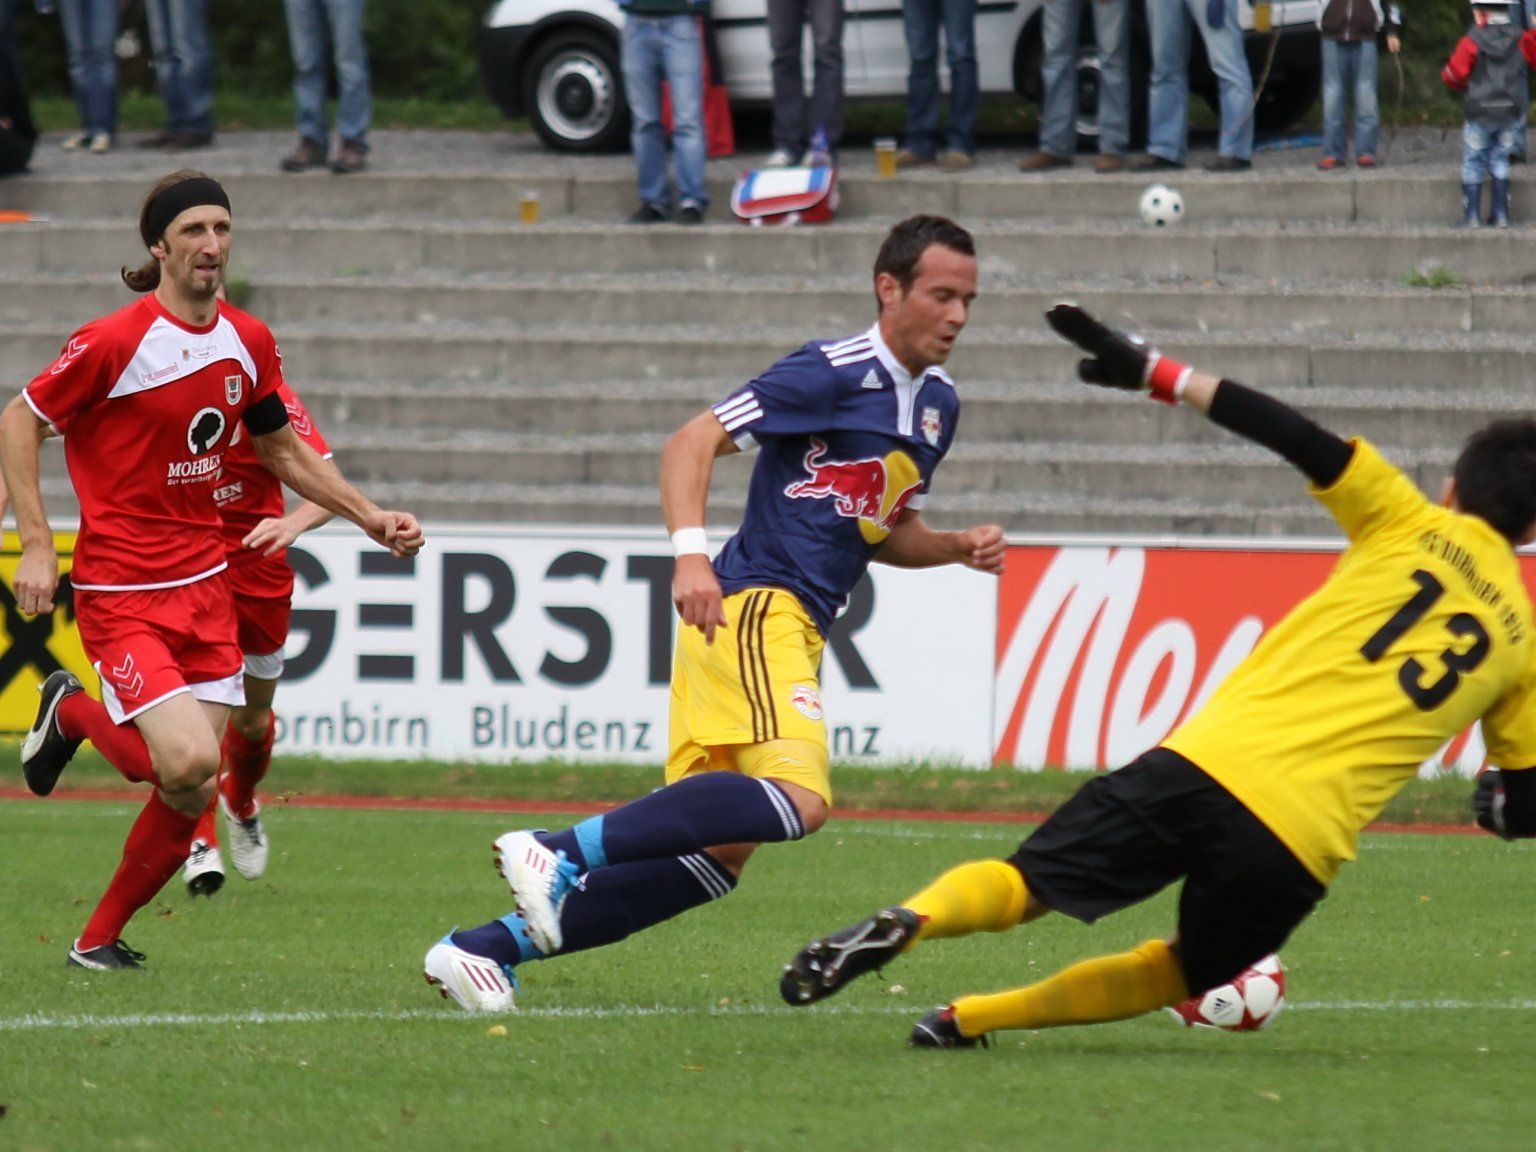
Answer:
[{"left": 2, "top": 798, "right": 1534, "bottom": 1151}]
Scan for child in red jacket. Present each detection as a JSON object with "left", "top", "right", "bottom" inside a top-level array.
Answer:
[{"left": 1443, "top": 0, "right": 1536, "bottom": 226}]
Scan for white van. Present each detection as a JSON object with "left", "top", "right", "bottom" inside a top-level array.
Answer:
[{"left": 481, "top": 0, "right": 1323, "bottom": 153}]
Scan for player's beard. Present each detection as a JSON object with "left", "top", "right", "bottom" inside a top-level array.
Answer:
[{"left": 178, "top": 262, "right": 224, "bottom": 306}]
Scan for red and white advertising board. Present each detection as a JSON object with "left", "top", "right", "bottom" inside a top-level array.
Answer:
[{"left": 993, "top": 538, "right": 1534, "bottom": 778}]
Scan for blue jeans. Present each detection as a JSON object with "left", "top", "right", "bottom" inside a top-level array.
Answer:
[
  {"left": 1147, "top": 0, "right": 1252, "bottom": 163},
  {"left": 901, "top": 0, "right": 978, "bottom": 157},
  {"left": 59, "top": 0, "right": 117, "bottom": 136},
  {"left": 1320, "top": 39, "right": 1377, "bottom": 160},
  {"left": 621, "top": 15, "right": 707, "bottom": 211},
  {"left": 1464, "top": 118, "right": 1519, "bottom": 184},
  {"left": 1039, "top": 0, "right": 1130, "bottom": 157},
  {"left": 284, "top": 0, "right": 372, "bottom": 146},
  {"left": 144, "top": 0, "right": 213, "bottom": 135}
]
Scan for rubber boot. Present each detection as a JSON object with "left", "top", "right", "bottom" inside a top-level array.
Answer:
[
  {"left": 1489, "top": 177, "right": 1512, "bottom": 228},
  {"left": 1462, "top": 182, "right": 1483, "bottom": 228}
]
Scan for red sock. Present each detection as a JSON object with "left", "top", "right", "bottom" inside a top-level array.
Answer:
[
  {"left": 77, "top": 791, "right": 199, "bottom": 950},
  {"left": 193, "top": 795, "right": 217, "bottom": 849},
  {"left": 220, "top": 715, "right": 274, "bottom": 819},
  {"left": 58, "top": 693, "right": 157, "bottom": 785}
]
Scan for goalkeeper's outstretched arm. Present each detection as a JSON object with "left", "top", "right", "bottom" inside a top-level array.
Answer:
[{"left": 1044, "top": 304, "right": 1354, "bottom": 488}]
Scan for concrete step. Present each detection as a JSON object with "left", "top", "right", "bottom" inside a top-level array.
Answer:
[
  {"left": 4, "top": 219, "right": 1533, "bottom": 286},
  {"left": 355, "top": 476, "right": 1341, "bottom": 538},
  {"left": 278, "top": 377, "right": 1530, "bottom": 452},
  {"left": 3, "top": 169, "right": 1524, "bottom": 228},
  {"left": 2, "top": 271, "right": 1523, "bottom": 339},
  {"left": 6, "top": 322, "right": 1535, "bottom": 397},
  {"left": 327, "top": 427, "right": 1453, "bottom": 508}
]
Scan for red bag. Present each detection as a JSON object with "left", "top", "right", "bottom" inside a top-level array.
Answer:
[
  {"left": 730, "top": 163, "right": 839, "bottom": 226},
  {"left": 660, "top": 16, "right": 735, "bottom": 158}
]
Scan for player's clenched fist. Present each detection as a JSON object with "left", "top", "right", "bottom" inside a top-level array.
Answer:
[
  {"left": 13, "top": 546, "right": 59, "bottom": 615},
  {"left": 957, "top": 524, "right": 1006, "bottom": 574},
  {"left": 366, "top": 510, "right": 425, "bottom": 558}
]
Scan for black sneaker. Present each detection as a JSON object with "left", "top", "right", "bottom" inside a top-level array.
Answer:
[
  {"left": 677, "top": 203, "right": 706, "bottom": 225},
  {"left": 21, "top": 670, "right": 83, "bottom": 796},
  {"left": 1203, "top": 155, "right": 1252, "bottom": 172},
  {"left": 910, "top": 1005, "right": 989, "bottom": 1049},
  {"left": 780, "top": 906, "right": 919, "bottom": 1005},
  {"left": 67, "top": 938, "right": 147, "bottom": 970},
  {"left": 627, "top": 203, "right": 669, "bottom": 225}
]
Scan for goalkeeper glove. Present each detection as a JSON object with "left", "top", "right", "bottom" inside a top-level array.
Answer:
[
  {"left": 1044, "top": 304, "right": 1193, "bottom": 405},
  {"left": 1474, "top": 770, "right": 1512, "bottom": 839}
]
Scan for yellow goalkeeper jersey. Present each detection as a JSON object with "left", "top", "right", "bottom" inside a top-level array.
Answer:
[{"left": 1164, "top": 440, "right": 1536, "bottom": 885}]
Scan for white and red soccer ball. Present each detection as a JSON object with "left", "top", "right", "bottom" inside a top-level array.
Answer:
[{"left": 1167, "top": 954, "right": 1286, "bottom": 1032}]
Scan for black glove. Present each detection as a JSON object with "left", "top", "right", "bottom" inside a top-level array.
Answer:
[
  {"left": 1045, "top": 304, "right": 1191, "bottom": 403},
  {"left": 1474, "top": 770, "right": 1511, "bottom": 839}
]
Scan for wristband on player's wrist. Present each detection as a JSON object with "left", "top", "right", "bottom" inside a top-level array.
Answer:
[
  {"left": 1142, "top": 351, "right": 1193, "bottom": 406},
  {"left": 671, "top": 527, "right": 710, "bottom": 558}
]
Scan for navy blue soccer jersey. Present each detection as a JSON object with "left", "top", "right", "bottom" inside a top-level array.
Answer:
[{"left": 709, "top": 323, "right": 961, "bottom": 634}]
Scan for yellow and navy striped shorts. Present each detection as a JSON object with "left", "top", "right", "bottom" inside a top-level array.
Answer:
[{"left": 665, "top": 587, "right": 831, "bottom": 802}]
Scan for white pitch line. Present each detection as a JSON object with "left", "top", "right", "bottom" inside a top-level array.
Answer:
[{"left": 3, "top": 998, "right": 1535, "bottom": 1032}]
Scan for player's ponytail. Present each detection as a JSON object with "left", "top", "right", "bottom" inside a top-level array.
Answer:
[{"left": 121, "top": 258, "right": 159, "bottom": 293}]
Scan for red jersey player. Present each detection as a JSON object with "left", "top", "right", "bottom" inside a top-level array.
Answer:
[
  {"left": 0, "top": 170, "right": 425, "bottom": 970},
  {"left": 181, "top": 382, "right": 335, "bottom": 896}
]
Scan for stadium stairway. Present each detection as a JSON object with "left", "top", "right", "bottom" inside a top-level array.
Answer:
[{"left": 3, "top": 143, "right": 1534, "bottom": 538}]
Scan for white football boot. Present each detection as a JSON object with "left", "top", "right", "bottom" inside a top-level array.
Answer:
[
  {"left": 493, "top": 830, "right": 579, "bottom": 954},
  {"left": 183, "top": 839, "right": 226, "bottom": 897},
  {"left": 423, "top": 938, "right": 516, "bottom": 1013},
  {"left": 219, "top": 792, "right": 270, "bottom": 879}
]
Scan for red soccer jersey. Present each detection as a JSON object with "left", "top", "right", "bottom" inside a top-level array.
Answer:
[
  {"left": 24, "top": 295, "right": 285, "bottom": 591},
  {"left": 215, "top": 383, "right": 332, "bottom": 568}
]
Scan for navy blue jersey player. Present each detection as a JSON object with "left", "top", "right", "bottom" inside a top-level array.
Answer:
[
  {"left": 710, "top": 327, "right": 960, "bottom": 634},
  {"left": 424, "top": 215, "right": 1006, "bottom": 1013}
]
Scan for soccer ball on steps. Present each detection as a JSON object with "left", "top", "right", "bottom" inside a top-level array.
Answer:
[
  {"left": 1139, "top": 183, "right": 1185, "bottom": 227},
  {"left": 1167, "top": 954, "right": 1286, "bottom": 1031}
]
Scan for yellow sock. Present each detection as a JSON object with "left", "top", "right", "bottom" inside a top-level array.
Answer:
[
  {"left": 952, "top": 938, "right": 1189, "bottom": 1038},
  {"left": 901, "top": 860, "right": 1028, "bottom": 945}
]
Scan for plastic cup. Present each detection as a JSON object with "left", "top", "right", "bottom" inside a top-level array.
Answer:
[
  {"left": 520, "top": 190, "right": 541, "bottom": 225},
  {"left": 1254, "top": 1, "right": 1272, "bottom": 33},
  {"left": 875, "top": 137, "right": 898, "bottom": 179}
]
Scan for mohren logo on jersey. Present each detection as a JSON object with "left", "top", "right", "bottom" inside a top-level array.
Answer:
[
  {"left": 187, "top": 407, "right": 226, "bottom": 455},
  {"left": 783, "top": 438, "right": 923, "bottom": 544},
  {"left": 212, "top": 481, "right": 243, "bottom": 504}
]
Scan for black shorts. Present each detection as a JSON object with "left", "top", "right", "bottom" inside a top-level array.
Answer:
[{"left": 1008, "top": 748, "right": 1326, "bottom": 994}]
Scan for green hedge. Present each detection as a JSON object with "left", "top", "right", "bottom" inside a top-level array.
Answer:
[{"left": 16, "top": 1, "right": 484, "bottom": 102}]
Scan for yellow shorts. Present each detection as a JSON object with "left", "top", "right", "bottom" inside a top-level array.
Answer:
[{"left": 666, "top": 587, "right": 832, "bottom": 804}]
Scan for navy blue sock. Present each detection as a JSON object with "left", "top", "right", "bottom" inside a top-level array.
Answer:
[
  {"left": 556, "top": 853, "right": 737, "bottom": 955},
  {"left": 540, "top": 772, "right": 805, "bottom": 871},
  {"left": 450, "top": 915, "right": 544, "bottom": 969}
]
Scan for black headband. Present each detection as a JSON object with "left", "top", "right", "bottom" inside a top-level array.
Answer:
[{"left": 142, "top": 177, "right": 231, "bottom": 248}]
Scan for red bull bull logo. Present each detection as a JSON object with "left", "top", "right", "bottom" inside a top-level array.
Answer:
[{"left": 783, "top": 438, "right": 923, "bottom": 544}]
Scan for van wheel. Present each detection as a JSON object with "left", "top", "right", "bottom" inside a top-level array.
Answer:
[
  {"left": 1073, "top": 43, "right": 1150, "bottom": 151},
  {"left": 522, "top": 31, "right": 629, "bottom": 153}
]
